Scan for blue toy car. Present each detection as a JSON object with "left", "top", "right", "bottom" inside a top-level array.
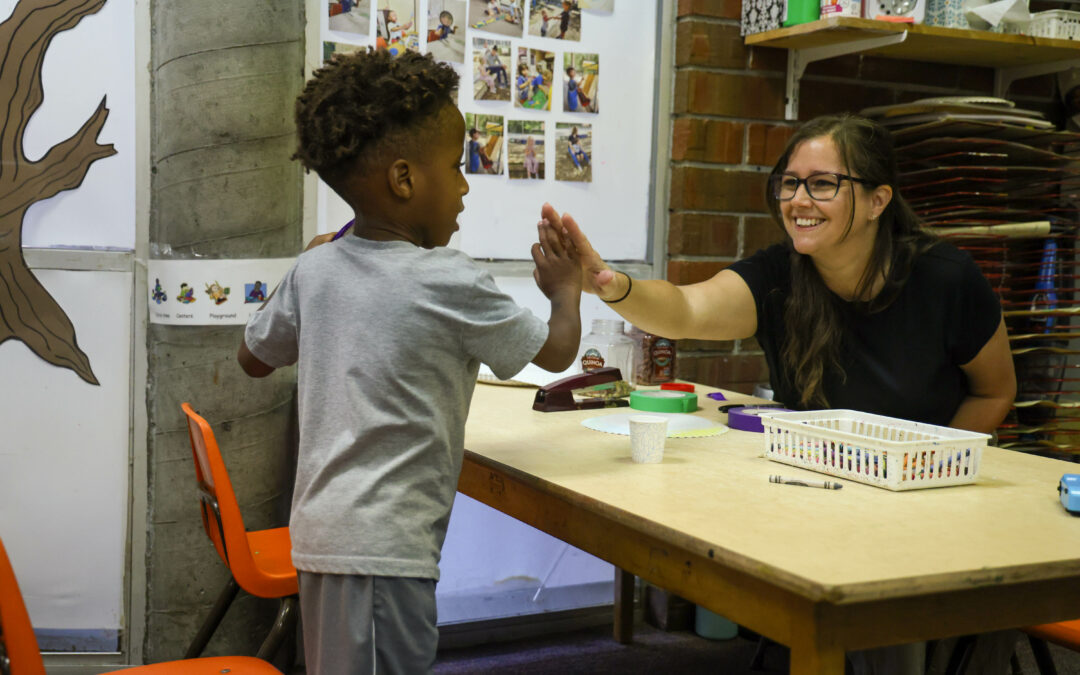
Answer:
[{"left": 1059, "top": 474, "right": 1080, "bottom": 515}]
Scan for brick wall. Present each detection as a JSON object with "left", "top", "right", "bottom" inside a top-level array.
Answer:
[{"left": 668, "top": 0, "right": 1061, "bottom": 395}]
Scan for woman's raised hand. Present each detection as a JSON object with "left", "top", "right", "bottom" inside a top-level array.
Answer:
[{"left": 540, "top": 203, "right": 618, "bottom": 299}]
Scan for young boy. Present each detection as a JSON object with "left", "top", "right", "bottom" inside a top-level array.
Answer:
[
  {"left": 237, "top": 49, "right": 581, "bottom": 674},
  {"left": 565, "top": 65, "right": 581, "bottom": 111},
  {"left": 427, "top": 9, "right": 456, "bottom": 42}
]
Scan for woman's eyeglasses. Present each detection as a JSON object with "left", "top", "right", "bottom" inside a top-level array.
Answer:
[{"left": 770, "top": 172, "right": 873, "bottom": 201}]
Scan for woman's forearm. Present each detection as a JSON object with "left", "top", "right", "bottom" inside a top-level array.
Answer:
[
  {"left": 596, "top": 271, "right": 758, "bottom": 341},
  {"left": 596, "top": 273, "right": 699, "bottom": 338},
  {"left": 949, "top": 394, "right": 1012, "bottom": 436}
]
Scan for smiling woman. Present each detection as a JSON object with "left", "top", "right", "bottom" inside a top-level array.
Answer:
[
  {"left": 555, "top": 113, "right": 1016, "bottom": 437},
  {"left": 553, "top": 113, "right": 1019, "bottom": 674}
]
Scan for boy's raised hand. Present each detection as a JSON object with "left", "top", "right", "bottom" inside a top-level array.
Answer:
[
  {"left": 531, "top": 217, "right": 581, "bottom": 299},
  {"left": 304, "top": 232, "right": 337, "bottom": 251},
  {"left": 539, "top": 203, "right": 617, "bottom": 298},
  {"left": 530, "top": 209, "right": 583, "bottom": 373}
]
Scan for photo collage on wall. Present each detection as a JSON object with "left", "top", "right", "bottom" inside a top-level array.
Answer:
[
  {"left": 466, "top": 0, "right": 609, "bottom": 183},
  {"left": 324, "top": 0, "right": 613, "bottom": 184}
]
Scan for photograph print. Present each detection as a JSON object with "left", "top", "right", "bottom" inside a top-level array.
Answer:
[
  {"left": 329, "top": 0, "right": 372, "bottom": 35},
  {"left": 555, "top": 121, "right": 591, "bottom": 182},
  {"left": 426, "top": 0, "right": 466, "bottom": 63},
  {"left": 528, "top": 0, "right": 580, "bottom": 40},
  {"left": 515, "top": 47, "right": 554, "bottom": 111},
  {"left": 323, "top": 40, "right": 364, "bottom": 62},
  {"left": 468, "top": 0, "right": 525, "bottom": 38},
  {"left": 465, "top": 113, "right": 505, "bottom": 175},
  {"left": 563, "top": 52, "right": 598, "bottom": 113},
  {"left": 376, "top": 0, "right": 419, "bottom": 55},
  {"left": 507, "top": 120, "right": 545, "bottom": 180}
]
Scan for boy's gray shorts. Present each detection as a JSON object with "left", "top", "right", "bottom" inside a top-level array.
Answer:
[{"left": 299, "top": 572, "right": 438, "bottom": 675}]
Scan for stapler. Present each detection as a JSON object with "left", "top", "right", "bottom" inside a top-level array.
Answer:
[
  {"left": 533, "top": 367, "right": 632, "bottom": 412},
  {"left": 1060, "top": 474, "right": 1080, "bottom": 515}
]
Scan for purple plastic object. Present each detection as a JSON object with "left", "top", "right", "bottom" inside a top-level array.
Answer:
[
  {"left": 728, "top": 406, "right": 793, "bottom": 433},
  {"left": 331, "top": 219, "right": 355, "bottom": 241},
  {"left": 707, "top": 392, "right": 726, "bottom": 401}
]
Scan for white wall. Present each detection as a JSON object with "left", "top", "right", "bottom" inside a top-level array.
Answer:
[
  {"left": 316, "top": 1, "right": 658, "bottom": 262},
  {"left": 0, "top": 0, "right": 137, "bottom": 653},
  {"left": 8, "top": 0, "right": 136, "bottom": 250},
  {"left": 0, "top": 263, "right": 133, "bottom": 646}
]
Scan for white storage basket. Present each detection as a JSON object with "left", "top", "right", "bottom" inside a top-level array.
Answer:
[
  {"left": 1001, "top": 10, "right": 1080, "bottom": 39},
  {"left": 760, "top": 409, "right": 989, "bottom": 491}
]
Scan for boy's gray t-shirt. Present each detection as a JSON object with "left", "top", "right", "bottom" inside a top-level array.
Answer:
[{"left": 244, "top": 236, "right": 548, "bottom": 579}]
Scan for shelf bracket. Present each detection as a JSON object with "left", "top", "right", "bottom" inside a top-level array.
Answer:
[
  {"left": 785, "top": 32, "right": 909, "bottom": 120},
  {"left": 995, "top": 59, "right": 1080, "bottom": 99}
]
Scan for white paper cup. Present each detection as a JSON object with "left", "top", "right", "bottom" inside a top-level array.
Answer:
[{"left": 628, "top": 415, "right": 668, "bottom": 464}]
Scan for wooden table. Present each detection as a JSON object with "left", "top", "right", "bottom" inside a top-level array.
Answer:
[{"left": 458, "top": 383, "right": 1080, "bottom": 674}]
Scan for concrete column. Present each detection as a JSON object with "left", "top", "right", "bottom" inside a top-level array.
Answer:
[{"left": 146, "top": 1, "right": 304, "bottom": 661}]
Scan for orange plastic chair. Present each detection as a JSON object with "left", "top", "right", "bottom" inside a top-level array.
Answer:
[
  {"left": 1023, "top": 620, "right": 1080, "bottom": 675},
  {"left": 180, "top": 403, "right": 298, "bottom": 660},
  {"left": 0, "top": 536, "right": 282, "bottom": 675}
]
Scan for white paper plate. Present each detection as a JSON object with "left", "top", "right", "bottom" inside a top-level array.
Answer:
[{"left": 582, "top": 413, "right": 729, "bottom": 438}]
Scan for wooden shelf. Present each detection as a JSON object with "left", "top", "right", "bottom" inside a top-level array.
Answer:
[
  {"left": 745, "top": 18, "right": 1080, "bottom": 118},
  {"left": 746, "top": 17, "right": 1080, "bottom": 68}
]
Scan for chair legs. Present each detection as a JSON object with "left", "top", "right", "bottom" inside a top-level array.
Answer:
[
  {"left": 185, "top": 577, "right": 241, "bottom": 658},
  {"left": 943, "top": 635, "right": 977, "bottom": 675},
  {"left": 255, "top": 595, "right": 299, "bottom": 661},
  {"left": 186, "top": 578, "right": 298, "bottom": 662},
  {"left": 749, "top": 635, "right": 770, "bottom": 670},
  {"left": 1029, "top": 635, "right": 1059, "bottom": 675}
]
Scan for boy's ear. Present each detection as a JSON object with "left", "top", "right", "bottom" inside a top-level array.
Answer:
[{"left": 387, "top": 158, "right": 413, "bottom": 199}]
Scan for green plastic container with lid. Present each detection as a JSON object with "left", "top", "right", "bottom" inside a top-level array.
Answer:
[{"left": 783, "top": 0, "right": 821, "bottom": 25}]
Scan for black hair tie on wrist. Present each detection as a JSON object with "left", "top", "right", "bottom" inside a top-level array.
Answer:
[{"left": 602, "top": 272, "right": 632, "bottom": 304}]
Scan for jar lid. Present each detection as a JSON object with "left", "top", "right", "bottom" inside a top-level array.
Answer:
[{"left": 590, "top": 318, "right": 626, "bottom": 333}]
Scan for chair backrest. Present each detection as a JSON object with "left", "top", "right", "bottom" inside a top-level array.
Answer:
[
  {"left": 180, "top": 403, "right": 251, "bottom": 577},
  {"left": 0, "top": 538, "right": 46, "bottom": 675}
]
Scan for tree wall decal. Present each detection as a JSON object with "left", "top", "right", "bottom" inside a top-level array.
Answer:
[{"left": 0, "top": 0, "right": 116, "bottom": 385}]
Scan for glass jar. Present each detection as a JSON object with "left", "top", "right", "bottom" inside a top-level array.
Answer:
[
  {"left": 627, "top": 326, "right": 676, "bottom": 385},
  {"left": 577, "top": 319, "right": 635, "bottom": 382}
]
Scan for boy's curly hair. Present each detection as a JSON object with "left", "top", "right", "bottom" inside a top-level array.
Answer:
[{"left": 293, "top": 49, "right": 459, "bottom": 185}]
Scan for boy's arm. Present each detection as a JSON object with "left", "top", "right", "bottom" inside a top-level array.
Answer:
[
  {"left": 237, "top": 232, "right": 332, "bottom": 378},
  {"left": 238, "top": 340, "right": 275, "bottom": 378},
  {"left": 530, "top": 220, "right": 582, "bottom": 372}
]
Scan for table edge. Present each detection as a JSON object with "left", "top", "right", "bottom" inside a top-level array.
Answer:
[{"left": 461, "top": 449, "right": 1080, "bottom": 605}]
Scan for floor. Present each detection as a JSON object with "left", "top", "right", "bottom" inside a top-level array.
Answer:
[
  {"left": 434, "top": 623, "right": 780, "bottom": 674},
  {"left": 431, "top": 623, "right": 1080, "bottom": 675}
]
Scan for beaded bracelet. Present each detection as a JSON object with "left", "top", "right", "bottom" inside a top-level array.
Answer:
[{"left": 602, "top": 272, "right": 632, "bottom": 304}]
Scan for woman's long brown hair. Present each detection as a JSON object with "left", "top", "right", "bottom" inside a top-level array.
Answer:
[{"left": 764, "top": 114, "right": 937, "bottom": 408}]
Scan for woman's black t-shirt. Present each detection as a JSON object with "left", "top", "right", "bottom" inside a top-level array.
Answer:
[{"left": 728, "top": 241, "right": 1001, "bottom": 426}]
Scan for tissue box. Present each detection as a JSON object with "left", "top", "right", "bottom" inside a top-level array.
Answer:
[
  {"left": 924, "top": 0, "right": 971, "bottom": 28},
  {"left": 742, "top": 0, "right": 785, "bottom": 35}
]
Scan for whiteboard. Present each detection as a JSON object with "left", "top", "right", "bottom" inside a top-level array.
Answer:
[
  {"left": 317, "top": 0, "right": 658, "bottom": 261},
  {"left": 0, "top": 268, "right": 132, "bottom": 641},
  {"left": 1, "top": 0, "right": 137, "bottom": 250}
]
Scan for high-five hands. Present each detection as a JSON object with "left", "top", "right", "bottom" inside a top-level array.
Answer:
[{"left": 532, "top": 207, "right": 582, "bottom": 300}]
